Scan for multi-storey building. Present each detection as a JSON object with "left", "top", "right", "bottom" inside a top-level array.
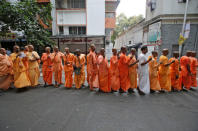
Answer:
[
  {"left": 145, "top": 0, "right": 198, "bottom": 56},
  {"left": 50, "top": 0, "right": 119, "bottom": 53},
  {"left": 115, "top": 0, "right": 198, "bottom": 57}
]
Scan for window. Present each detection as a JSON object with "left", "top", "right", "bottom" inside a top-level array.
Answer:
[
  {"left": 178, "top": 0, "right": 187, "bottom": 3},
  {"left": 59, "top": 26, "right": 64, "bottom": 35},
  {"left": 105, "top": 29, "right": 112, "bottom": 36},
  {"left": 151, "top": 1, "right": 156, "bottom": 11},
  {"left": 67, "top": 0, "right": 85, "bottom": 8},
  {"left": 148, "top": 0, "right": 156, "bottom": 11},
  {"left": 69, "top": 26, "right": 86, "bottom": 35},
  {"left": 105, "top": 13, "right": 115, "bottom": 18}
]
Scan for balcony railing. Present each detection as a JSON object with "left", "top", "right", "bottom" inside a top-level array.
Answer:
[{"left": 37, "top": 0, "right": 50, "bottom": 3}]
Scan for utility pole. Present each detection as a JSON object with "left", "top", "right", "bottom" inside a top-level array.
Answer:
[{"left": 179, "top": 0, "right": 189, "bottom": 58}]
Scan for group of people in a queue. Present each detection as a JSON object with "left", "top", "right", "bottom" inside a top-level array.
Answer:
[{"left": 0, "top": 44, "right": 197, "bottom": 95}]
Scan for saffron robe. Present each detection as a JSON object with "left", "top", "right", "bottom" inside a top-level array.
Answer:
[
  {"left": 118, "top": 53, "right": 130, "bottom": 92},
  {"left": 169, "top": 57, "right": 181, "bottom": 91},
  {"left": 98, "top": 55, "right": 111, "bottom": 93},
  {"left": 10, "top": 53, "right": 31, "bottom": 88},
  {"left": 190, "top": 57, "right": 197, "bottom": 87},
  {"left": 0, "top": 54, "right": 13, "bottom": 90},
  {"left": 128, "top": 54, "right": 138, "bottom": 89},
  {"left": 27, "top": 51, "right": 40, "bottom": 86},
  {"left": 41, "top": 53, "right": 53, "bottom": 85},
  {"left": 148, "top": 56, "right": 161, "bottom": 91},
  {"left": 51, "top": 52, "right": 64, "bottom": 85},
  {"left": 88, "top": 51, "right": 99, "bottom": 90},
  {"left": 63, "top": 53, "right": 74, "bottom": 88},
  {"left": 180, "top": 56, "right": 191, "bottom": 89},
  {"left": 74, "top": 54, "right": 86, "bottom": 89},
  {"left": 109, "top": 55, "right": 120, "bottom": 91},
  {"left": 158, "top": 55, "right": 171, "bottom": 92},
  {"left": 86, "top": 53, "right": 91, "bottom": 84}
]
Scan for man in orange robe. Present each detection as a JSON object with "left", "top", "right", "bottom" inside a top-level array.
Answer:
[
  {"left": 88, "top": 44, "right": 99, "bottom": 91},
  {"left": 63, "top": 47, "right": 74, "bottom": 88},
  {"left": 190, "top": 51, "right": 197, "bottom": 88},
  {"left": 86, "top": 48, "right": 91, "bottom": 85},
  {"left": 27, "top": 45, "right": 40, "bottom": 87},
  {"left": 158, "top": 49, "right": 175, "bottom": 92},
  {"left": 118, "top": 46, "right": 130, "bottom": 93},
  {"left": 20, "top": 46, "right": 30, "bottom": 80},
  {"left": 180, "top": 51, "right": 192, "bottom": 90},
  {"left": 148, "top": 51, "right": 161, "bottom": 92},
  {"left": 98, "top": 48, "right": 111, "bottom": 93},
  {"left": 0, "top": 48, "right": 13, "bottom": 90},
  {"left": 51, "top": 46, "right": 64, "bottom": 87},
  {"left": 169, "top": 52, "right": 182, "bottom": 91},
  {"left": 109, "top": 48, "right": 120, "bottom": 92},
  {"left": 22, "top": 46, "right": 29, "bottom": 70},
  {"left": 10, "top": 46, "right": 31, "bottom": 89},
  {"left": 128, "top": 48, "right": 138, "bottom": 93},
  {"left": 41, "top": 47, "right": 53, "bottom": 87},
  {"left": 74, "top": 49, "right": 86, "bottom": 89}
]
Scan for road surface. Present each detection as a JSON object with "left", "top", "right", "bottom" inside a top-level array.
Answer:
[{"left": 0, "top": 83, "right": 198, "bottom": 131}]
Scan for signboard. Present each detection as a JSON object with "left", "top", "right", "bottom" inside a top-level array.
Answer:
[
  {"left": 0, "top": 33, "right": 18, "bottom": 41},
  {"left": 59, "top": 37, "right": 104, "bottom": 45},
  {"left": 148, "top": 21, "right": 161, "bottom": 42}
]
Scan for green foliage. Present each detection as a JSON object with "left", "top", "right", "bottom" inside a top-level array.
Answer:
[
  {"left": 0, "top": 0, "right": 54, "bottom": 46},
  {"left": 111, "top": 13, "right": 144, "bottom": 45}
]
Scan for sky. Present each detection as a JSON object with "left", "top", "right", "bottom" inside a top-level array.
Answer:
[{"left": 116, "top": 0, "right": 146, "bottom": 18}]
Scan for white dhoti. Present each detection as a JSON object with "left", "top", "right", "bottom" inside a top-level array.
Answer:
[{"left": 138, "top": 53, "right": 150, "bottom": 94}]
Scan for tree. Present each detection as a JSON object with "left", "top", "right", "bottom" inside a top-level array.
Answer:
[
  {"left": 0, "top": 0, "right": 54, "bottom": 46},
  {"left": 111, "top": 13, "right": 144, "bottom": 45}
]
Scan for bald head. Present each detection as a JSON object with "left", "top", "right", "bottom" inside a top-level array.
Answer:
[
  {"left": 162, "top": 49, "right": 169, "bottom": 56},
  {"left": 121, "top": 46, "right": 127, "bottom": 54},
  {"left": 186, "top": 51, "right": 192, "bottom": 57},
  {"left": 152, "top": 51, "right": 158, "bottom": 57},
  {"left": 53, "top": 46, "right": 59, "bottom": 52},
  {"left": 112, "top": 48, "right": 117, "bottom": 56},
  {"left": 65, "top": 47, "right": 69, "bottom": 54},
  {"left": 131, "top": 48, "right": 136, "bottom": 55},
  {"left": 75, "top": 49, "right": 81, "bottom": 56},
  {"left": 191, "top": 51, "right": 196, "bottom": 57},
  {"left": 13, "top": 45, "right": 20, "bottom": 53},
  {"left": 28, "top": 45, "right": 34, "bottom": 52},
  {"left": 90, "top": 44, "right": 95, "bottom": 52},
  {"left": 25, "top": 46, "right": 29, "bottom": 52},
  {"left": 100, "top": 48, "right": 105, "bottom": 56},
  {"left": 173, "top": 51, "right": 179, "bottom": 58},
  {"left": 45, "top": 47, "right": 51, "bottom": 53},
  {"left": 0, "top": 48, "right": 6, "bottom": 55}
]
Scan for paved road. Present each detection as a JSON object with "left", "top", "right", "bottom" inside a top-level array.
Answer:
[{"left": 0, "top": 84, "right": 198, "bottom": 131}]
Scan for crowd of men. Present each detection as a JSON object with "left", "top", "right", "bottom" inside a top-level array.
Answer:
[{"left": 0, "top": 44, "right": 197, "bottom": 95}]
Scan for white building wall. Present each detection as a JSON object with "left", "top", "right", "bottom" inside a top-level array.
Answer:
[
  {"left": 145, "top": 0, "right": 164, "bottom": 21},
  {"left": 64, "top": 26, "right": 69, "bottom": 35},
  {"left": 146, "top": 0, "right": 198, "bottom": 21},
  {"left": 114, "top": 23, "right": 144, "bottom": 49},
  {"left": 163, "top": 0, "right": 198, "bottom": 15},
  {"left": 51, "top": 0, "right": 57, "bottom": 36},
  {"left": 87, "top": 0, "right": 105, "bottom": 35},
  {"left": 57, "top": 10, "right": 86, "bottom": 25}
]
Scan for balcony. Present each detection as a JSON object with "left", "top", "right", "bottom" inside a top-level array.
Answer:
[
  {"left": 105, "top": 0, "right": 120, "bottom": 12},
  {"left": 37, "top": 0, "right": 50, "bottom": 3}
]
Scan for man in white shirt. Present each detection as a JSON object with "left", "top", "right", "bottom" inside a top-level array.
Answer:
[{"left": 138, "top": 46, "right": 152, "bottom": 95}]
